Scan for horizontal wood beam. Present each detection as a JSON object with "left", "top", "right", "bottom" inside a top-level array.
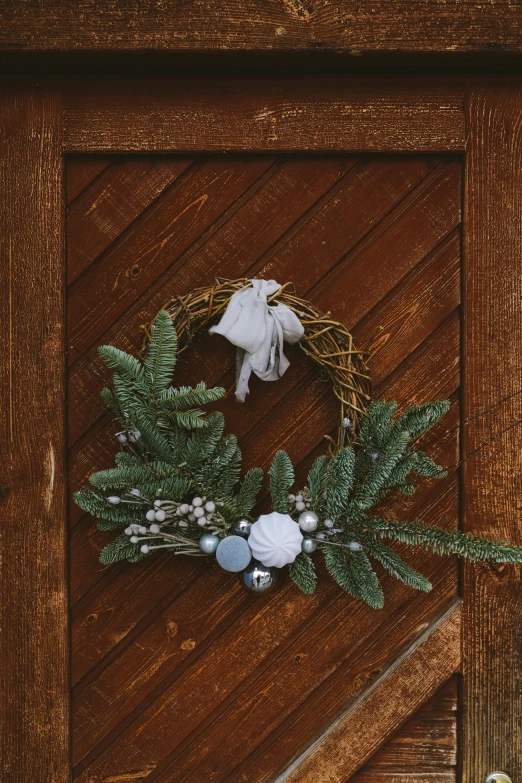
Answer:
[
  {"left": 63, "top": 78, "right": 465, "bottom": 153},
  {"left": 1, "top": 2, "right": 522, "bottom": 55},
  {"left": 275, "top": 600, "right": 461, "bottom": 783}
]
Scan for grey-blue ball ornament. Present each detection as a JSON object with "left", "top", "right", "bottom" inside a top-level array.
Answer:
[
  {"left": 301, "top": 536, "right": 317, "bottom": 554},
  {"left": 240, "top": 559, "right": 277, "bottom": 594},
  {"left": 216, "top": 535, "right": 252, "bottom": 572},
  {"left": 199, "top": 533, "right": 220, "bottom": 554},
  {"left": 234, "top": 517, "right": 252, "bottom": 538}
]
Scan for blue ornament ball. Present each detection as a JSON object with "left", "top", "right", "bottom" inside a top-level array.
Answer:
[
  {"left": 199, "top": 533, "right": 220, "bottom": 554},
  {"left": 216, "top": 535, "right": 252, "bottom": 572}
]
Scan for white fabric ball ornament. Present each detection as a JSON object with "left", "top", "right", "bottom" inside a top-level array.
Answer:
[
  {"left": 146, "top": 509, "right": 156, "bottom": 522},
  {"left": 108, "top": 496, "right": 121, "bottom": 504},
  {"left": 179, "top": 503, "right": 190, "bottom": 515},
  {"left": 187, "top": 513, "right": 196, "bottom": 522},
  {"left": 154, "top": 509, "right": 166, "bottom": 522},
  {"left": 295, "top": 501, "right": 306, "bottom": 512},
  {"left": 248, "top": 512, "right": 303, "bottom": 568},
  {"left": 204, "top": 501, "right": 216, "bottom": 513},
  {"left": 138, "top": 526, "right": 148, "bottom": 535},
  {"left": 197, "top": 517, "right": 207, "bottom": 527},
  {"left": 140, "top": 544, "right": 149, "bottom": 553},
  {"left": 193, "top": 506, "right": 205, "bottom": 518},
  {"left": 149, "top": 524, "right": 161, "bottom": 534},
  {"left": 154, "top": 499, "right": 163, "bottom": 507},
  {"left": 192, "top": 497, "right": 203, "bottom": 507}
]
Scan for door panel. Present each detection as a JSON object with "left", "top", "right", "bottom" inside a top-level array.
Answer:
[{"left": 67, "top": 153, "right": 461, "bottom": 781}]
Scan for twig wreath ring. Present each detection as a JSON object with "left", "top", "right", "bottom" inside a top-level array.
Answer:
[{"left": 75, "top": 279, "right": 522, "bottom": 604}]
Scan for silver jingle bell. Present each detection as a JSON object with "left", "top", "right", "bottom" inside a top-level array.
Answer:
[
  {"left": 301, "top": 536, "right": 317, "bottom": 554},
  {"left": 240, "top": 559, "right": 277, "bottom": 594},
  {"left": 234, "top": 517, "right": 252, "bottom": 538},
  {"left": 298, "top": 510, "right": 319, "bottom": 533},
  {"left": 199, "top": 533, "right": 220, "bottom": 554}
]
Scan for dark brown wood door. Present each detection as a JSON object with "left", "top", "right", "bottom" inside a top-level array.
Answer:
[
  {"left": 3, "top": 77, "right": 522, "bottom": 783},
  {"left": 67, "top": 152, "right": 461, "bottom": 782}
]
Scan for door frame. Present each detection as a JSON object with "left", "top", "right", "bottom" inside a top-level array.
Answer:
[{"left": 1, "top": 74, "right": 521, "bottom": 782}]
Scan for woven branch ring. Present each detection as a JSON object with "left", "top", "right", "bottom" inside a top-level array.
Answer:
[{"left": 146, "top": 279, "right": 371, "bottom": 448}]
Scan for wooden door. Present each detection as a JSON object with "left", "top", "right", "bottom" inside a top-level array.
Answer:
[{"left": 2, "top": 77, "right": 522, "bottom": 783}]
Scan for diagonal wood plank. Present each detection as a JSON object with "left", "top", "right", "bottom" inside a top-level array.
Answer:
[
  {"left": 275, "top": 602, "right": 461, "bottom": 783},
  {"left": 67, "top": 155, "right": 117, "bottom": 204},
  {"left": 67, "top": 156, "right": 194, "bottom": 282}
]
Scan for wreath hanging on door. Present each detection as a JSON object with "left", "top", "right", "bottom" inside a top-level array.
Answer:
[{"left": 75, "top": 279, "right": 522, "bottom": 606}]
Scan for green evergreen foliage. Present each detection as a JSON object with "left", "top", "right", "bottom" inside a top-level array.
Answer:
[
  {"left": 269, "top": 450, "right": 294, "bottom": 513},
  {"left": 74, "top": 318, "right": 522, "bottom": 606},
  {"left": 289, "top": 553, "right": 317, "bottom": 594}
]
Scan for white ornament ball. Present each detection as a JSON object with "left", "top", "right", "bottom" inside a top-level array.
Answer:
[
  {"left": 154, "top": 509, "right": 166, "bottom": 522},
  {"left": 149, "top": 524, "right": 161, "bottom": 534},
  {"left": 138, "top": 526, "right": 148, "bottom": 535},
  {"left": 108, "top": 496, "right": 121, "bottom": 505},
  {"left": 295, "top": 494, "right": 303, "bottom": 502},
  {"left": 348, "top": 541, "right": 363, "bottom": 551},
  {"left": 140, "top": 544, "right": 150, "bottom": 553},
  {"left": 197, "top": 517, "right": 207, "bottom": 527},
  {"left": 124, "top": 526, "right": 133, "bottom": 536},
  {"left": 129, "top": 488, "right": 141, "bottom": 497},
  {"left": 192, "top": 497, "right": 203, "bottom": 507},
  {"left": 204, "top": 501, "right": 216, "bottom": 513},
  {"left": 187, "top": 513, "right": 196, "bottom": 522},
  {"left": 324, "top": 518, "right": 334, "bottom": 528},
  {"left": 298, "top": 511, "right": 319, "bottom": 533},
  {"left": 154, "top": 499, "right": 163, "bottom": 507},
  {"left": 179, "top": 503, "right": 190, "bottom": 515},
  {"left": 193, "top": 506, "right": 205, "bottom": 518},
  {"left": 248, "top": 512, "right": 303, "bottom": 568},
  {"left": 295, "top": 501, "right": 306, "bottom": 512},
  {"left": 130, "top": 535, "right": 139, "bottom": 543},
  {"left": 146, "top": 509, "right": 156, "bottom": 522}
]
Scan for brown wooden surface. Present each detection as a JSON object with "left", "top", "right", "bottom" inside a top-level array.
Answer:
[
  {"left": 0, "top": 85, "right": 69, "bottom": 782},
  {"left": 63, "top": 78, "right": 465, "bottom": 153},
  {"left": 1, "top": 2, "right": 522, "bottom": 54},
  {"left": 351, "top": 675, "right": 458, "bottom": 783},
  {"left": 279, "top": 602, "right": 460, "bottom": 783},
  {"left": 66, "top": 152, "right": 461, "bottom": 782},
  {"left": 462, "top": 85, "right": 522, "bottom": 782}
]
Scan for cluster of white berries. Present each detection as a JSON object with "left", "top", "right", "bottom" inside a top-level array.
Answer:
[
  {"left": 287, "top": 488, "right": 311, "bottom": 513},
  {"left": 173, "top": 496, "right": 218, "bottom": 529}
]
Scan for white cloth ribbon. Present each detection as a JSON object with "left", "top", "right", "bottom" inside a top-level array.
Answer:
[{"left": 209, "top": 280, "right": 304, "bottom": 402}]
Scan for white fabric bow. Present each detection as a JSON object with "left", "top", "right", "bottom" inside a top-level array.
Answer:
[{"left": 209, "top": 280, "right": 304, "bottom": 402}]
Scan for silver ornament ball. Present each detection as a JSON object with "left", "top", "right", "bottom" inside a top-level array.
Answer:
[
  {"left": 199, "top": 533, "right": 220, "bottom": 554},
  {"left": 298, "top": 510, "right": 319, "bottom": 533},
  {"left": 234, "top": 517, "right": 252, "bottom": 538},
  {"left": 301, "top": 536, "right": 317, "bottom": 554},
  {"left": 240, "top": 559, "right": 278, "bottom": 594}
]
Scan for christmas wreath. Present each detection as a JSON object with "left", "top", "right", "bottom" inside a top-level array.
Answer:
[{"left": 75, "top": 280, "right": 522, "bottom": 605}]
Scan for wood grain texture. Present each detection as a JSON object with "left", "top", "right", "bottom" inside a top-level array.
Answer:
[
  {"left": 351, "top": 676, "right": 458, "bottom": 782},
  {"left": 0, "top": 85, "right": 69, "bottom": 782},
  {"left": 1, "top": 2, "right": 522, "bottom": 54},
  {"left": 62, "top": 78, "right": 465, "bottom": 152},
  {"left": 462, "top": 84, "right": 522, "bottom": 782},
  {"left": 277, "top": 602, "right": 461, "bottom": 783},
  {"left": 65, "top": 152, "right": 461, "bottom": 783}
]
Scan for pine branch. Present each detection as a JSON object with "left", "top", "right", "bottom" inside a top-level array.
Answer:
[
  {"left": 326, "top": 447, "right": 355, "bottom": 522},
  {"left": 99, "top": 533, "right": 147, "bottom": 564},
  {"left": 323, "top": 546, "right": 384, "bottom": 608},
  {"left": 360, "top": 535, "right": 432, "bottom": 592},
  {"left": 144, "top": 310, "right": 178, "bottom": 397},
  {"left": 289, "top": 553, "right": 317, "bottom": 594},
  {"left": 308, "top": 455, "right": 328, "bottom": 516},
  {"left": 371, "top": 518, "right": 522, "bottom": 563},
  {"left": 269, "top": 451, "right": 294, "bottom": 513},
  {"left": 236, "top": 468, "right": 264, "bottom": 516}
]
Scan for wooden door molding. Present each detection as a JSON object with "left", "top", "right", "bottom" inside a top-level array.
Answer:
[
  {"left": 0, "top": 83, "right": 69, "bottom": 782},
  {"left": 1, "top": 75, "right": 521, "bottom": 782},
  {"left": 462, "top": 84, "right": 522, "bottom": 782},
  {"left": 1, "top": 2, "right": 522, "bottom": 57}
]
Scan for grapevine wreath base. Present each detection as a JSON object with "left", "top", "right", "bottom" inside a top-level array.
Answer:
[{"left": 75, "top": 280, "right": 522, "bottom": 604}]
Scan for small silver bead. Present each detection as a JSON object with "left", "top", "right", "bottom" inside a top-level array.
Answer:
[
  {"left": 301, "top": 536, "right": 317, "bottom": 554},
  {"left": 324, "top": 519, "right": 334, "bottom": 528},
  {"left": 341, "top": 417, "right": 352, "bottom": 429},
  {"left": 348, "top": 541, "right": 363, "bottom": 551}
]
